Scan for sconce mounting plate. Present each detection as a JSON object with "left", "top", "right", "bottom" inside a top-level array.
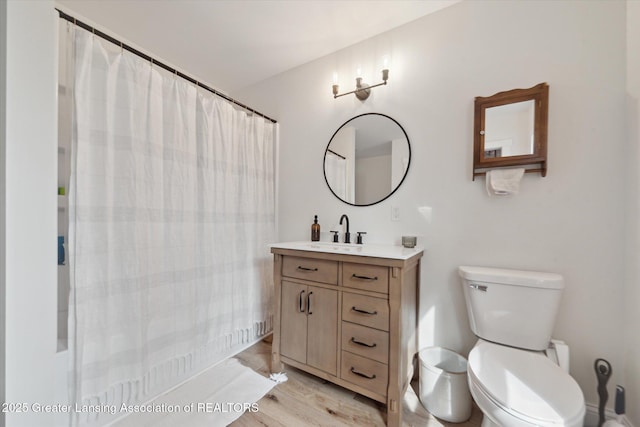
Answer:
[{"left": 355, "top": 83, "right": 371, "bottom": 101}]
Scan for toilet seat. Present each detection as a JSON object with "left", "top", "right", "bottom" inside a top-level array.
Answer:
[{"left": 468, "top": 340, "right": 585, "bottom": 426}]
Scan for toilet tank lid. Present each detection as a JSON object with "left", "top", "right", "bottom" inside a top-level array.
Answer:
[{"left": 458, "top": 266, "right": 564, "bottom": 289}]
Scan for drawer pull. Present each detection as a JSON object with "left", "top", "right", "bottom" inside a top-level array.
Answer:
[
  {"left": 350, "top": 337, "right": 377, "bottom": 348},
  {"left": 352, "top": 273, "right": 378, "bottom": 281},
  {"left": 351, "top": 306, "right": 378, "bottom": 316},
  {"left": 350, "top": 367, "right": 376, "bottom": 380},
  {"left": 297, "top": 266, "right": 318, "bottom": 272}
]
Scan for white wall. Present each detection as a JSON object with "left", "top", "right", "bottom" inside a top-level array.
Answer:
[
  {"left": 625, "top": 0, "right": 640, "bottom": 424},
  {"left": 235, "top": 0, "right": 630, "bottom": 416},
  {"left": 3, "top": 1, "right": 58, "bottom": 425},
  {"left": 355, "top": 154, "right": 391, "bottom": 204},
  {"left": 391, "top": 137, "right": 409, "bottom": 189}
]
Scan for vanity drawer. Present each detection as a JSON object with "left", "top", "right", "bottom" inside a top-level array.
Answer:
[
  {"left": 341, "top": 351, "right": 388, "bottom": 397},
  {"left": 343, "top": 263, "right": 389, "bottom": 294},
  {"left": 282, "top": 256, "right": 338, "bottom": 285},
  {"left": 342, "top": 321, "right": 389, "bottom": 364},
  {"left": 342, "top": 293, "right": 389, "bottom": 331}
]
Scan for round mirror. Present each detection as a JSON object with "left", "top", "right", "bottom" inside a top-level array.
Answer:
[{"left": 324, "top": 113, "right": 410, "bottom": 206}]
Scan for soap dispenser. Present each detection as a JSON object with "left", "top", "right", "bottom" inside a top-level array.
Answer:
[{"left": 311, "top": 215, "right": 320, "bottom": 241}]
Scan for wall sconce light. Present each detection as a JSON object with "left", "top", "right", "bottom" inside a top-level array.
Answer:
[{"left": 332, "top": 68, "right": 389, "bottom": 101}]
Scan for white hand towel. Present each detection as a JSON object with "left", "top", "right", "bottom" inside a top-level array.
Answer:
[{"left": 486, "top": 168, "right": 525, "bottom": 196}]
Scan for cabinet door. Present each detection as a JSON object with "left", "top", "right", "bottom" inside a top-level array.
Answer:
[
  {"left": 306, "top": 285, "right": 338, "bottom": 376},
  {"left": 280, "top": 281, "right": 308, "bottom": 363}
]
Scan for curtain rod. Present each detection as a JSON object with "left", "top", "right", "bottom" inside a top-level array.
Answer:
[
  {"left": 327, "top": 149, "right": 346, "bottom": 160},
  {"left": 56, "top": 9, "right": 277, "bottom": 124}
]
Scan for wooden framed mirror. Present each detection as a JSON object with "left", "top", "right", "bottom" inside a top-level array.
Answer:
[{"left": 473, "top": 83, "right": 549, "bottom": 180}]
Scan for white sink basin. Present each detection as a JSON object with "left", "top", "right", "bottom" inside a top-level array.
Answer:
[{"left": 270, "top": 241, "right": 423, "bottom": 260}]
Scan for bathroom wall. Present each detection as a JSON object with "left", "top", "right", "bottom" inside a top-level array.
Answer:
[
  {"left": 625, "top": 0, "right": 640, "bottom": 424},
  {"left": 235, "top": 0, "right": 630, "bottom": 415},
  {"left": 1, "top": 0, "right": 634, "bottom": 424},
  {"left": 2, "top": 1, "right": 58, "bottom": 425}
]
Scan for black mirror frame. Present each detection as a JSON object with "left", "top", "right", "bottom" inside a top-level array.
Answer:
[{"left": 323, "top": 113, "right": 411, "bottom": 207}]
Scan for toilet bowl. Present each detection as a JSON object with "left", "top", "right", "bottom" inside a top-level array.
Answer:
[
  {"left": 459, "top": 266, "right": 586, "bottom": 427},
  {"left": 468, "top": 340, "right": 585, "bottom": 427}
]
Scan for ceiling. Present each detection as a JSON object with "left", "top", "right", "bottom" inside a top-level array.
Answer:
[{"left": 56, "top": 0, "right": 460, "bottom": 94}]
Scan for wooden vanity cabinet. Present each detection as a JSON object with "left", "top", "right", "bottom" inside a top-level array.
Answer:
[
  {"left": 271, "top": 246, "right": 423, "bottom": 427},
  {"left": 280, "top": 281, "right": 338, "bottom": 376}
]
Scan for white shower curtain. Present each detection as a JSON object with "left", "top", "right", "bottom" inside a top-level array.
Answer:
[
  {"left": 68, "top": 26, "right": 275, "bottom": 426},
  {"left": 325, "top": 152, "right": 348, "bottom": 202}
]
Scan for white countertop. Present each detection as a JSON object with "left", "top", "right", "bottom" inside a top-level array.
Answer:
[{"left": 269, "top": 241, "right": 424, "bottom": 260}]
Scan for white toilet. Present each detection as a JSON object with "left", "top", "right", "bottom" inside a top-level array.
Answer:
[{"left": 458, "top": 266, "right": 585, "bottom": 427}]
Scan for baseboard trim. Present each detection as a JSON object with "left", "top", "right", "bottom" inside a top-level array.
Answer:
[{"left": 585, "top": 403, "right": 635, "bottom": 427}]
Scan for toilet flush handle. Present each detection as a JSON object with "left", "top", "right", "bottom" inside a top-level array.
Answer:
[{"left": 469, "top": 283, "right": 488, "bottom": 292}]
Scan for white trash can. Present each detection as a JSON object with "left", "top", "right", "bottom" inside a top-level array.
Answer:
[{"left": 418, "top": 347, "right": 472, "bottom": 423}]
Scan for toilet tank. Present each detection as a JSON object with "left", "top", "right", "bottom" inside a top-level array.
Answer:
[{"left": 458, "top": 266, "right": 564, "bottom": 351}]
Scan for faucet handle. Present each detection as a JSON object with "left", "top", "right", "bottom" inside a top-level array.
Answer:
[
  {"left": 330, "top": 231, "right": 340, "bottom": 243},
  {"left": 356, "top": 232, "right": 367, "bottom": 245}
]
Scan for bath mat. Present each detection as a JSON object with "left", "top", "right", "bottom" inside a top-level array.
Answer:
[{"left": 112, "top": 358, "right": 275, "bottom": 427}]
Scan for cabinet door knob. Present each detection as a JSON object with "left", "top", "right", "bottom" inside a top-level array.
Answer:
[{"left": 298, "top": 290, "right": 306, "bottom": 313}]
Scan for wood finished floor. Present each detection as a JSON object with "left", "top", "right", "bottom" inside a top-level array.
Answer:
[{"left": 231, "top": 339, "right": 483, "bottom": 427}]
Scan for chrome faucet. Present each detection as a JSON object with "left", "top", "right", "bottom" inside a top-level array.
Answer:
[{"left": 339, "top": 214, "right": 350, "bottom": 244}]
